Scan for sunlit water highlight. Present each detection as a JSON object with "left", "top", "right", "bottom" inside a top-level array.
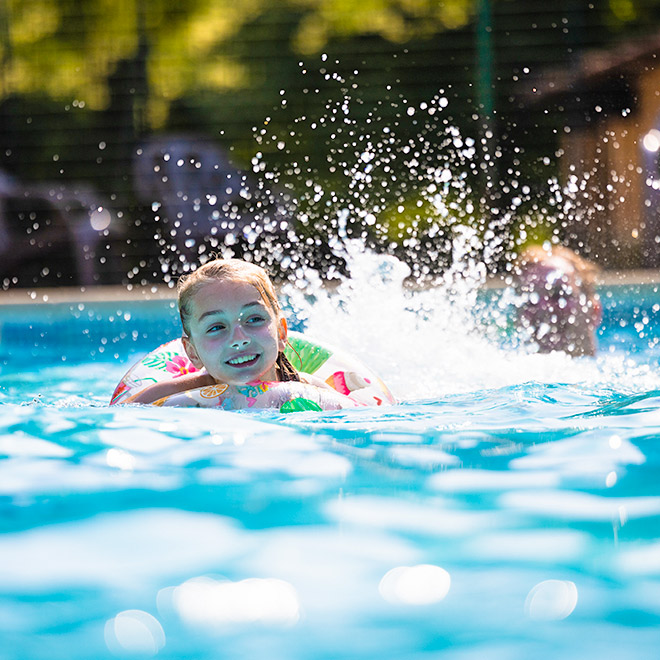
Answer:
[{"left": 1, "top": 253, "right": 660, "bottom": 659}]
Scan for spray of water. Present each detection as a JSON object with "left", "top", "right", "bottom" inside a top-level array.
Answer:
[
  {"left": 139, "top": 57, "right": 659, "bottom": 399},
  {"left": 281, "top": 242, "right": 660, "bottom": 400}
]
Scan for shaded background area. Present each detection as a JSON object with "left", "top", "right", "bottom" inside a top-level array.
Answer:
[{"left": 2, "top": 0, "right": 660, "bottom": 289}]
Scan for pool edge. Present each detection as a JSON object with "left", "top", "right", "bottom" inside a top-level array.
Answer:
[{"left": 0, "top": 268, "right": 658, "bottom": 304}]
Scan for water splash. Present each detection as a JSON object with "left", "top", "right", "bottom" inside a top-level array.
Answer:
[{"left": 280, "top": 240, "right": 660, "bottom": 400}]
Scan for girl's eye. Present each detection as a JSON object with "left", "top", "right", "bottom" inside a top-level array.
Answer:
[
  {"left": 246, "top": 315, "right": 266, "bottom": 325},
  {"left": 207, "top": 323, "right": 226, "bottom": 333}
]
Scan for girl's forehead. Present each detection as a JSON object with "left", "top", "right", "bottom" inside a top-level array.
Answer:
[{"left": 191, "top": 278, "right": 269, "bottom": 312}]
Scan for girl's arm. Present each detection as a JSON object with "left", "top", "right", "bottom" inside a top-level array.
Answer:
[{"left": 126, "top": 371, "right": 216, "bottom": 404}]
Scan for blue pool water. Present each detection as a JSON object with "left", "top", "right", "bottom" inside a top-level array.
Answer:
[{"left": 1, "top": 279, "right": 660, "bottom": 659}]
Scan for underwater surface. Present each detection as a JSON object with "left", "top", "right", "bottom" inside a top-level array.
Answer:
[{"left": 1, "top": 270, "right": 660, "bottom": 659}]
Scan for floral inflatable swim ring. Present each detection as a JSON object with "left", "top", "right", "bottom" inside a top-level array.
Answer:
[{"left": 110, "top": 331, "right": 396, "bottom": 413}]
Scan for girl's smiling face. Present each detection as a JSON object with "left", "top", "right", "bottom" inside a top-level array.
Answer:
[{"left": 182, "top": 279, "right": 287, "bottom": 385}]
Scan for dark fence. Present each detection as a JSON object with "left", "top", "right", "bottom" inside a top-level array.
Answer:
[{"left": 2, "top": 0, "right": 660, "bottom": 288}]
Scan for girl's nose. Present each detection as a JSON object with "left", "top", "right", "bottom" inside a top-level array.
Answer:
[{"left": 230, "top": 326, "right": 250, "bottom": 349}]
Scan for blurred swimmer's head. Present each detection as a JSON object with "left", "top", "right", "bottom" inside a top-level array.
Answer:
[{"left": 515, "top": 244, "right": 602, "bottom": 357}]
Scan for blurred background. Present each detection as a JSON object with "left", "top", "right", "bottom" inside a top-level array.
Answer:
[{"left": 2, "top": 0, "right": 660, "bottom": 289}]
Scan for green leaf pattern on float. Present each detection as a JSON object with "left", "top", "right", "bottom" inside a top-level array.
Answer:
[
  {"left": 141, "top": 352, "right": 181, "bottom": 371},
  {"left": 284, "top": 336, "right": 332, "bottom": 374},
  {"left": 279, "top": 397, "right": 324, "bottom": 413}
]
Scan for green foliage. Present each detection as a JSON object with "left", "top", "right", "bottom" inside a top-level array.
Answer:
[
  {"left": 5, "top": 0, "right": 140, "bottom": 108},
  {"left": 291, "top": 0, "right": 475, "bottom": 53},
  {"left": 374, "top": 182, "right": 479, "bottom": 244},
  {"left": 511, "top": 214, "right": 557, "bottom": 253},
  {"left": 4, "top": 0, "right": 658, "bottom": 124},
  {"left": 2, "top": 0, "right": 479, "bottom": 124}
]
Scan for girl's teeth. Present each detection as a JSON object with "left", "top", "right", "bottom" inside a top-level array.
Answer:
[{"left": 228, "top": 355, "right": 257, "bottom": 365}]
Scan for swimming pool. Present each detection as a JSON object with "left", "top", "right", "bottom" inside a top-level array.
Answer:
[{"left": 1, "top": 277, "right": 660, "bottom": 659}]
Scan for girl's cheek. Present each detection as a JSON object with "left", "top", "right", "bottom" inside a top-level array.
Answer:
[
  {"left": 257, "top": 325, "right": 276, "bottom": 337},
  {"left": 197, "top": 335, "right": 223, "bottom": 350},
  {"left": 246, "top": 324, "right": 274, "bottom": 339}
]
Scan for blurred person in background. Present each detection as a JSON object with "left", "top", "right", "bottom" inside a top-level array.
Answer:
[{"left": 515, "top": 244, "right": 602, "bottom": 357}]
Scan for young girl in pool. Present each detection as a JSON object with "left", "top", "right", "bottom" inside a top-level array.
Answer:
[{"left": 129, "top": 258, "right": 335, "bottom": 407}]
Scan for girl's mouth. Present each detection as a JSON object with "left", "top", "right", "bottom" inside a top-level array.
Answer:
[{"left": 226, "top": 354, "right": 259, "bottom": 368}]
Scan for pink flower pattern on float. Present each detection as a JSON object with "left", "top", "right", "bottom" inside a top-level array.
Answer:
[{"left": 165, "top": 355, "right": 198, "bottom": 377}]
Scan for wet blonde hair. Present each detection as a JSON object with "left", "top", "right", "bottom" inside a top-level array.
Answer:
[{"left": 177, "top": 258, "right": 300, "bottom": 381}]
